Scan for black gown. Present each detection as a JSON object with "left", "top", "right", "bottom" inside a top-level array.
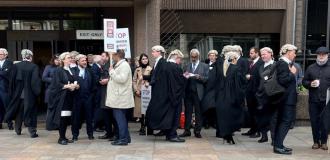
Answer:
[
  {"left": 46, "top": 67, "right": 76, "bottom": 130},
  {"left": 146, "top": 61, "right": 185, "bottom": 130},
  {"left": 214, "top": 60, "right": 246, "bottom": 137},
  {"left": 4, "top": 61, "right": 41, "bottom": 127}
]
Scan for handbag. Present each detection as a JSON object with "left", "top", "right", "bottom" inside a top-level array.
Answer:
[{"left": 263, "top": 63, "right": 285, "bottom": 96}]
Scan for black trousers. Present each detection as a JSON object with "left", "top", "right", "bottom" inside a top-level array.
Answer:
[
  {"left": 309, "top": 101, "right": 328, "bottom": 144},
  {"left": 184, "top": 92, "right": 202, "bottom": 133},
  {"left": 71, "top": 97, "right": 93, "bottom": 138},
  {"left": 165, "top": 103, "right": 181, "bottom": 139},
  {"left": 246, "top": 95, "right": 258, "bottom": 132},
  {"left": 59, "top": 116, "right": 71, "bottom": 139},
  {"left": 15, "top": 99, "right": 37, "bottom": 135},
  {"left": 102, "top": 108, "right": 118, "bottom": 137},
  {"left": 273, "top": 103, "right": 295, "bottom": 148}
]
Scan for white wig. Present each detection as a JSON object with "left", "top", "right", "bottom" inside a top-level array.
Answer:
[
  {"left": 280, "top": 44, "right": 297, "bottom": 56},
  {"left": 224, "top": 51, "right": 240, "bottom": 60},
  {"left": 21, "top": 49, "right": 33, "bottom": 59},
  {"left": 260, "top": 47, "right": 274, "bottom": 55},
  {"left": 151, "top": 45, "right": 166, "bottom": 54},
  {"left": 0, "top": 48, "right": 8, "bottom": 55},
  {"left": 59, "top": 52, "right": 71, "bottom": 61},
  {"left": 167, "top": 49, "right": 184, "bottom": 61},
  {"left": 70, "top": 50, "right": 79, "bottom": 58},
  {"left": 208, "top": 50, "right": 218, "bottom": 56},
  {"left": 75, "top": 54, "right": 87, "bottom": 61}
]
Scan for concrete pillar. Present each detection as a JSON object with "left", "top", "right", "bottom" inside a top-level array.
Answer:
[
  {"left": 280, "top": 0, "right": 296, "bottom": 46},
  {"left": 134, "top": 0, "right": 147, "bottom": 57}
]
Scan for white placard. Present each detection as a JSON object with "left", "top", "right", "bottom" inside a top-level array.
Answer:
[
  {"left": 141, "top": 85, "right": 152, "bottom": 114},
  {"left": 76, "top": 30, "right": 103, "bottom": 40},
  {"left": 103, "top": 19, "right": 117, "bottom": 52},
  {"left": 116, "top": 28, "right": 131, "bottom": 58}
]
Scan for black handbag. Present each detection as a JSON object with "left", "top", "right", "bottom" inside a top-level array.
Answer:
[{"left": 263, "top": 63, "right": 285, "bottom": 96}]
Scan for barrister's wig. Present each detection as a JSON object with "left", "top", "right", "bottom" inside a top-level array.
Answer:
[
  {"left": 224, "top": 51, "right": 240, "bottom": 60},
  {"left": 21, "top": 49, "right": 33, "bottom": 59},
  {"left": 208, "top": 50, "right": 218, "bottom": 56},
  {"left": 260, "top": 47, "right": 274, "bottom": 56},
  {"left": 279, "top": 44, "right": 297, "bottom": 56},
  {"left": 59, "top": 52, "right": 71, "bottom": 61},
  {"left": 0, "top": 48, "right": 8, "bottom": 55},
  {"left": 151, "top": 45, "right": 166, "bottom": 54},
  {"left": 69, "top": 50, "right": 79, "bottom": 59},
  {"left": 233, "top": 45, "right": 243, "bottom": 56},
  {"left": 167, "top": 49, "right": 184, "bottom": 61},
  {"left": 75, "top": 54, "right": 87, "bottom": 61}
]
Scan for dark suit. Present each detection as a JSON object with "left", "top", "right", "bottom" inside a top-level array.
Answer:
[
  {"left": 184, "top": 61, "right": 209, "bottom": 133},
  {"left": 246, "top": 58, "right": 264, "bottom": 133},
  {"left": 0, "top": 59, "right": 13, "bottom": 126},
  {"left": 272, "top": 59, "right": 297, "bottom": 148},
  {"left": 71, "top": 67, "right": 95, "bottom": 138}
]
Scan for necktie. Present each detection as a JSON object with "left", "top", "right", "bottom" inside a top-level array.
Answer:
[{"left": 192, "top": 63, "right": 196, "bottom": 72}]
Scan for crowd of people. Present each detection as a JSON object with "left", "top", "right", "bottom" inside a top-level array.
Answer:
[{"left": 0, "top": 44, "right": 329, "bottom": 155}]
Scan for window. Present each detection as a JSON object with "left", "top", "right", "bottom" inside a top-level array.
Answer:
[
  {"left": 12, "top": 20, "right": 59, "bottom": 30},
  {"left": 63, "top": 20, "right": 94, "bottom": 30},
  {"left": 0, "top": 20, "right": 8, "bottom": 30}
]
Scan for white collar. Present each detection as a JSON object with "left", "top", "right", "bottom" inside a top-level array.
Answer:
[
  {"left": 192, "top": 60, "right": 200, "bottom": 66},
  {"left": 155, "top": 56, "right": 162, "bottom": 63},
  {"left": 253, "top": 57, "right": 260, "bottom": 64},
  {"left": 78, "top": 65, "right": 85, "bottom": 70},
  {"left": 280, "top": 56, "right": 291, "bottom": 64},
  {"left": 0, "top": 59, "right": 5, "bottom": 63},
  {"left": 168, "top": 59, "right": 176, "bottom": 63},
  {"left": 264, "top": 60, "right": 274, "bottom": 67}
]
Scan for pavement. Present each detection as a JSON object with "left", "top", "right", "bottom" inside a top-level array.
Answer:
[{"left": 0, "top": 123, "right": 329, "bottom": 160}]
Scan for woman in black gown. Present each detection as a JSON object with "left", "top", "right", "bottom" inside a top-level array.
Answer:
[
  {"left": 214, "top": 49, "right": 246, "bottom": 144},
  {"left": 46, "top": 52, "right": 80, "bottom": 145}
]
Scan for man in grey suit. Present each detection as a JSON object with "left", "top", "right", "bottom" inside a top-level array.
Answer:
[{"left": 180, "top": 49, "right": 209, "bottom": 138}]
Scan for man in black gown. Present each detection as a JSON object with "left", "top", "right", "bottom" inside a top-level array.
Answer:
[{"left": 5, "top": 49, "right": 41, "bottom": 138}]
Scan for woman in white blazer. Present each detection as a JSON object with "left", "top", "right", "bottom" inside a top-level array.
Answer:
[{"left": 106, "top": 49, "right": 134, "bottom": 146}]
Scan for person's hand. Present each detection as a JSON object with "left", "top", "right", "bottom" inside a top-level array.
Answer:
[
  {"left": 246, "top": 74, "right": 251, "bottom": 80},
  {"left": 135, "top": 90, "right": 141, "bottom": 96},
  {"left": 311, "top": 79, "right": 320, "bottom": 88},
  {"left": 183, "top": 72, "right": 190, "bottom": 79},
  {"left": 144, "top": 82, "right": 150, "bottom": 88},
  {"left": 75, "top": 84, "right": 80, "bottom": 90},
  {"left": 68, "top": 84, "right": 76, "bottom": 91},
  {"left": 99, "top": 78, "right": 109, "bottom": 85},
  {"left": 109, "top": 65, "right": 113, "bottom": 71},
  {"left": 195, "top": 74, "right": 201, "bottom": 80},
  {"left": 289, "top": 65, "right": 297, "bottom": 74}
]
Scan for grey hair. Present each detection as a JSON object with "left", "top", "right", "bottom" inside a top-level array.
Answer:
[
  {"left": 21, "top": 49, "right": 33, "bottom": 60},
  {"left": 260, "top": 47, "right": 273, "bottom": 55},
  {"left": 190, "top": 49, "right": 200, "bottom": 56},
  {"left": 75, "top": 54, "right": 87, "bottom": 61},
  {"left": 93, "top": 55, "right": 102, "bottom": 64},
  {"left": 280, "top": 44, "right": 297, "bottom": 56},
  {"left": 0, "top": 48, "right": 8, "bottom": 55}
]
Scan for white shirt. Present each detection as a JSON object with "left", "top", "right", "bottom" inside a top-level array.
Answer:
[
  {"left": 192, "top": 60, "right": 200, "bottom": 72},
  {"left": 78, "top": 66, "right": 86, "bottom": 78},
  {"left": 280, "top": 56, "right": 291, "bottom": 64},
  {"left": 154, "top": 56, "right": 162, "bottom": 69},
  {"left": 0, "top": 59, "right": 5, "bottom": 68},
  {"left": 264, "top": 60, "right": 274, "bottom": 68},
  {"left": 253, "top": 57, "right": 260, "bottom": 65}
]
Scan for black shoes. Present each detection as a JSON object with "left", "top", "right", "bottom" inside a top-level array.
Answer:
[
  {"left": 242, "top": 130, "right": 255, "bottom": 136},
  {"left": 179, "top": 131, "right": 191, "bottom": 137},
  {"left": 111, "top": 140, "right": 128, "bottom": 146},
  {"left": 194, "top": 132, "right": 202, "bottom": 138},
  {"left": 88, "top": 136, "right": 95, "bottom": 140},
  {"left": 258, "top": 135, "right": 268, "bottom": 143},
  {"left": 58, "top": 138, "right": 74, "bottom": 145},
  {"left": 273, "top": 147, "right": 292, "bottom": 155},
  {"left": 30, "top": 133, "right": 39, "bottom": 138},
  {"left": 8, "top": 123, "right": 14, "bottom": 130},
  {"left": 168, "top": 137, "right": 185, "bottom": 143},
  {"left": 223, "top": 135, "right": 235, "bottom": 145},
  {"left": 72, "top": 137, "right": 78, "bottom": 141}
]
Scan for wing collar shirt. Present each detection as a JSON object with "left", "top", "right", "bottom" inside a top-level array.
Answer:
[
  {"left": 154, "top": 56, "right": 162, "bottom": 69},
  {"left": 264, "top": 60, "right": 274, "bottom": 68},
  {"left": 0, "top": 59, "right": 4, "bottom": 68}
]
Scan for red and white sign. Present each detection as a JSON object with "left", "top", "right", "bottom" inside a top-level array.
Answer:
[{"left": 103, "top": 19, "right": 117, "bottom": 52}]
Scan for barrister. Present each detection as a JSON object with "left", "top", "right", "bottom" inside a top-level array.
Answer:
[{"left": 5, "top": 49, "right": 41, "bottom": 138}]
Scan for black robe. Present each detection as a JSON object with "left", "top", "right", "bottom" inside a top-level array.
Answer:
[
  {"left": 46, "top": 67, "right": 76, "bottom": 130},
  {"left": 146, "top": 61, "right": 185, "bottom": 130},
  {"left": 201, "top": 61, "right": 219, "bottom": 113},
  {"left": 5, "top": 61, "right": 41, "bottom": 127},
  {"left": 214, "top": 60, "right": 246, "bottom": 137}
]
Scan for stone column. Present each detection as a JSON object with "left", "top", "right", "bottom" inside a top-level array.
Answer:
[
  {"left": 280, "top": 0, "right": 295, "bottom": 46},
  {"left": 134, "top": 0, "right": 147, "bottom": 57}
]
